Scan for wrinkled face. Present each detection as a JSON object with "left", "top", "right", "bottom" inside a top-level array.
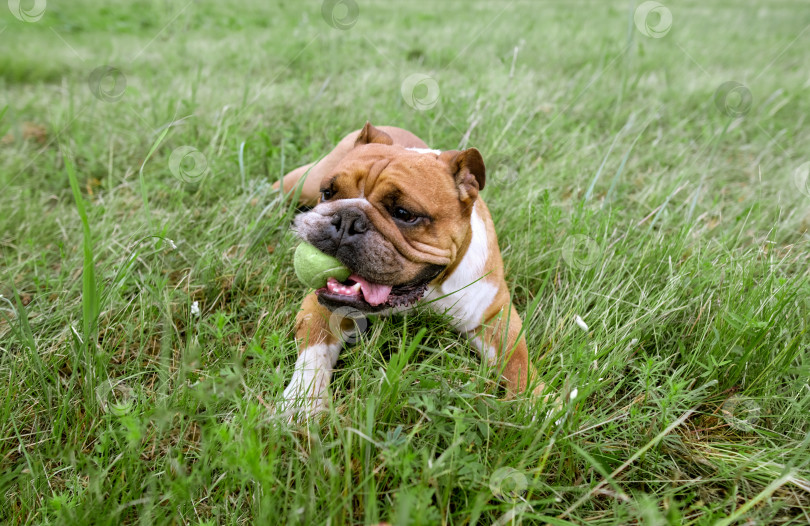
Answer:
[{"left": 294, "top": 143, "right": 484, "bottom": 312}]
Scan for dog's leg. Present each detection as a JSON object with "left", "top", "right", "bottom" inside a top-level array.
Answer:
[
  {"left": 272, "top": 132, "right": 358, "bottom": 206},
  {"left": 271, "top": 128, "right": 378, "bottom": 207},
  {"left": 279, "top": 293, "right": 343, "bottom": 420},
  {"left": 274, "top": 162, "right": 316, "bottom": 204},
  {"left": 272, "top": 124, "right": 429, "bottom": 207},
  {"left": 473, "top": 302, "right": 543, "bottom": 396}
]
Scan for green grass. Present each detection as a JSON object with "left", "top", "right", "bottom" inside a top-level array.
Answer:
[{"left": 2, "top": 0, "right": 809, "bottom": 524}]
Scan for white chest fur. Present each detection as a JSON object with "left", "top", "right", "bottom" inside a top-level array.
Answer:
[{"left": 422, "top": 202, "right": 497, "bottom": 332}]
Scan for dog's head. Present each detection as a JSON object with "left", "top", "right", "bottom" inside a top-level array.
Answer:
[{"left": 294, "top": 122, "right": 486, "bottom": 312}]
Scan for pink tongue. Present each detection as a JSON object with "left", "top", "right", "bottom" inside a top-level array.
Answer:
[{"left": 349, "top": 273, "right": 392, "bottom": 306}]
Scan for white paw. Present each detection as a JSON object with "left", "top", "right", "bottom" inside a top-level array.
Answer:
[
  {"left": 278, "top": 343, "right": 340, "bottom": 422},
  {"left": 279, "top": 369, "right": 327, "bottom": 420}
]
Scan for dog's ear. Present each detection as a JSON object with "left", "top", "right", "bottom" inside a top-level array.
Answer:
[
  {"left": 438, "top": 148, "right": 486, "bottom": 202},
  {"left": 355, "top": 122, "right": 394, "bottom": 147}
]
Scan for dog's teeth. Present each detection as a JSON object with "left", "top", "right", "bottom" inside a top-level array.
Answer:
[{"left": 325, "top": 277, "right": 362, "bottom": 297}]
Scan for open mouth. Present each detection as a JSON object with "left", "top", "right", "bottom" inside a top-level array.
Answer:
[{"left": 315, "top": 273, "right": 431, "bottom": 311}]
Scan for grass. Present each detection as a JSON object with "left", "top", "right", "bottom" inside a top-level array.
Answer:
[{"left": 1, "top": 0, "right": 809, "bottom": 524}]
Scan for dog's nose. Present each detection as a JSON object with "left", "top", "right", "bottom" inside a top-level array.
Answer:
[{"left": 330, "top": 208, "right": 369, "bottom": 241}]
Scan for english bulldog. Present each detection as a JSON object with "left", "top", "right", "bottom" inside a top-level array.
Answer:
[{"left": 275, "top": 123, "right": 542, "bottom": 419}]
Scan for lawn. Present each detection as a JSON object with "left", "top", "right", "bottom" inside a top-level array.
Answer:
[{"left": 1, "top": 0, "right": 809, "bottom": 524}]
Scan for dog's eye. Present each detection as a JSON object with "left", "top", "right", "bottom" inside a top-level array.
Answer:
[
  {"left": 321, "top": 189, "right": 334, "bottom": 201},
  {"left": 392, "top": 207, "right": 418, "bottom": 223}
]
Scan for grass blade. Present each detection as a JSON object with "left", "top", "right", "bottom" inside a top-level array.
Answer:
[
  {"left": 63, "top": 146, "right": 99, "bottom": 343},
  {"left": 138, "top": 126, "right": 171, "bottom": 227}
]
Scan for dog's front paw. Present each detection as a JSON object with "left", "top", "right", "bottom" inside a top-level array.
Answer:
[
  {"left": 278, "top": 369, "right": 328, "bottom": 421},
  {"left": 277, "top": 343, "right": 340, "bottom": 422}
]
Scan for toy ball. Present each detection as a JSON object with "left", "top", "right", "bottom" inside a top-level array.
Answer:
[{"left": 293, "top": 242, "right": 351, "bottom": 289}]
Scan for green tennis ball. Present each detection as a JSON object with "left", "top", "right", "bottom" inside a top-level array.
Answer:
[{"left": 294, "top": 242, "right": 351, "bottom": 289}]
